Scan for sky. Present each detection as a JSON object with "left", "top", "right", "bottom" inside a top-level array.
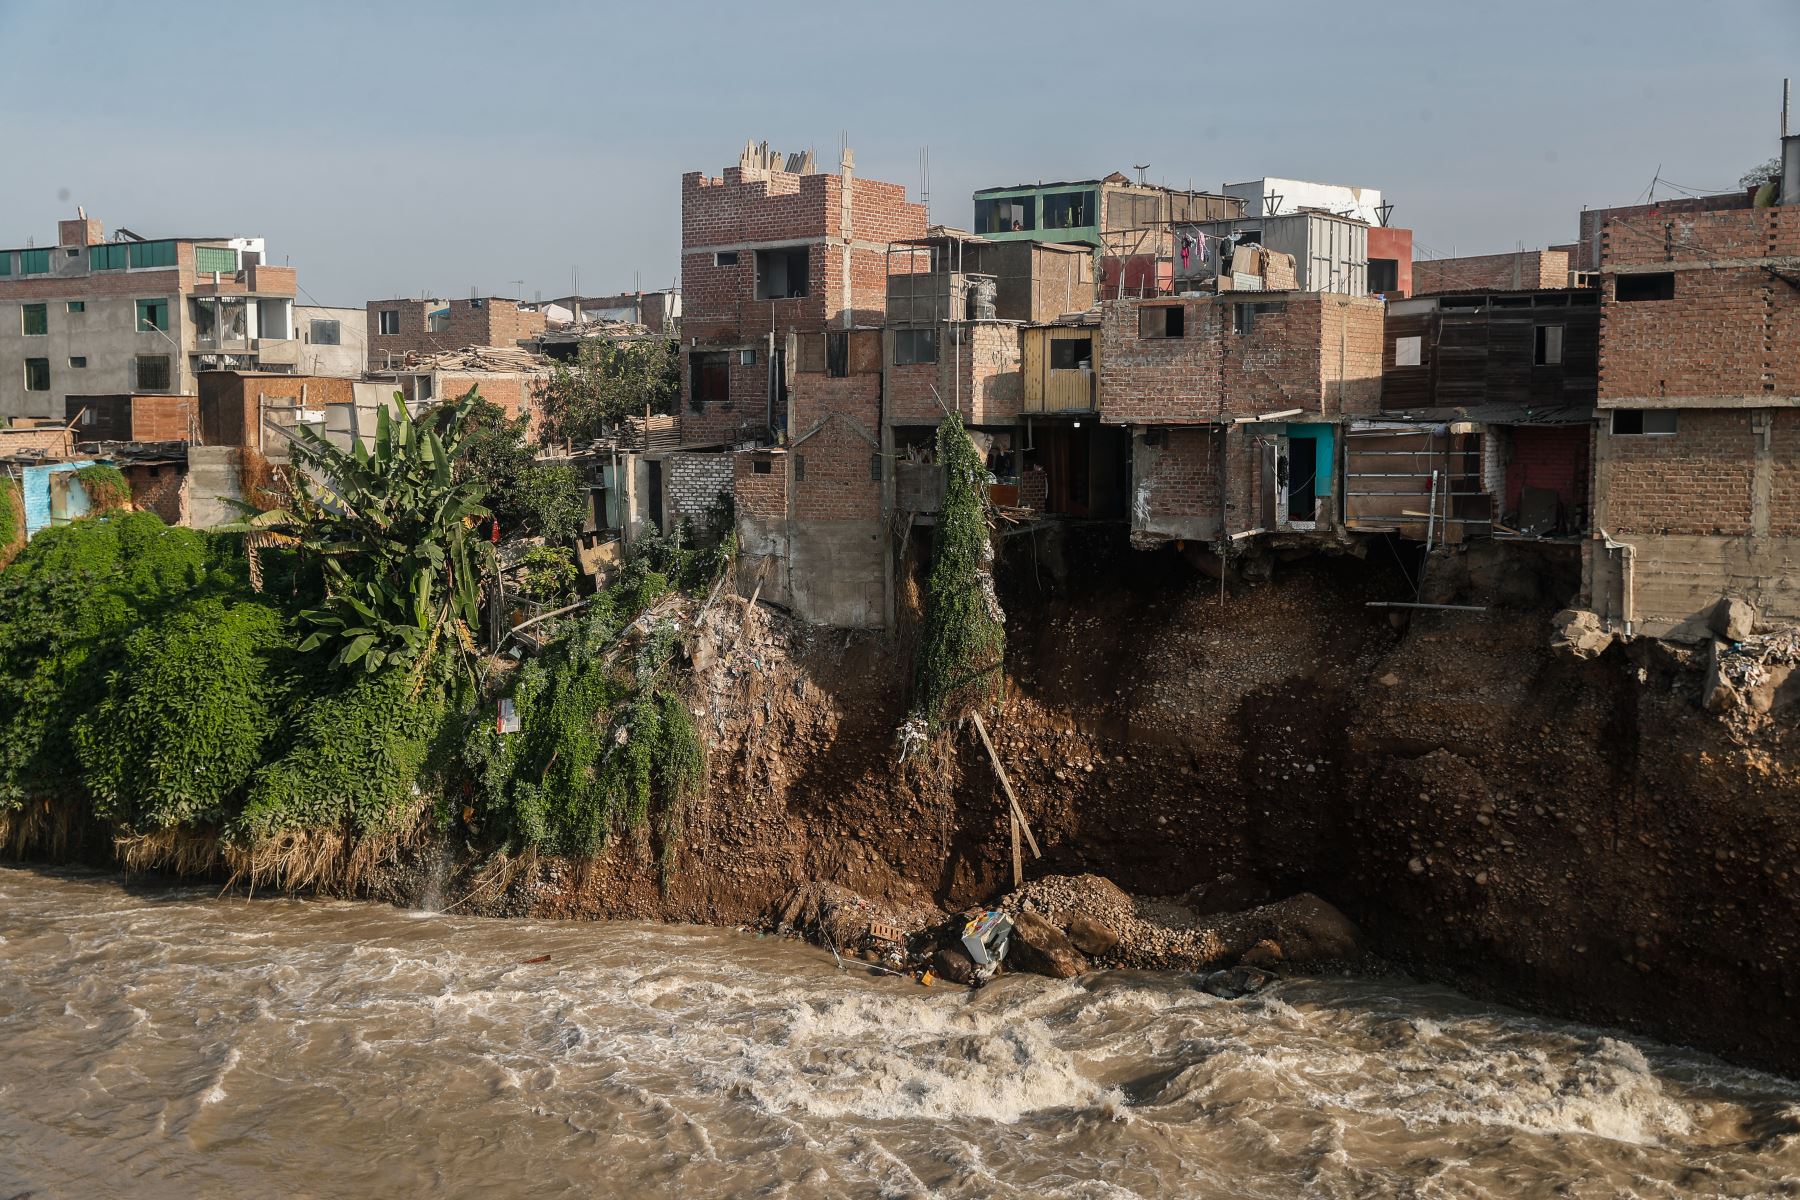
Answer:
[{"left": 1, "top": 0, "right": 1796, "bottom": 307}]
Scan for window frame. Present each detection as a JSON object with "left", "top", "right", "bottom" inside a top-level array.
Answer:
[
  {"left": 714, "top": 250, "right": 739, "bottom": 267},
  {"left": 1138, "top": 305, "right": 1185, "bottom": 340},
  {"left": 309, "top": 318, "right": 342, "bottom": 346},
  {"left": 377, "top": 310, "right": 402, "bottom": 336},
  {"left": 754, "top": 247, "right": 811, "bottom": 300},
  {"left": 1049, "top": 335, "right": 1094, "bottom": 370},
  {"left": 23, "top": 358, "right": 50, "bottom": 391},
  {"left": 826, "top": 331, "right": 850, "bottom": 378},
  {"left": 21, "top": 303, "right": 47, "bottom": 336},
  {"left": 18, "top": 249, "right": 50, "bottom": 275},
  {"left": 135, "top": 354, "right": 173, "bottom": 391},
  {"left": 1534, "top": 323, "right": 1564, "bottom": 366},
  {"left": 894, "top": 328, "right": 938, "bottom": 365},
  {"left": 1615, "top": 272, "right": 1675, "bottom": 302},
  {"left": 690, "top": 351, "right": 730, "bottom": 408},
  {"left": 193, "top": 246, "right": 239, "bottom": 275},
  {"left": 89, "top": 243, "right": 129, "bottom": 271},
  {"left": 1611, "top": 409, "right": 1678, "bottom": 436},
  {"left": 66, "top": 300, "right": 85, "bottom": 313},
  {"left": 135, "top": 298, "right": 169, "bottom": 333},
  {"left": 69, "top": 356, "right": 87, "bottom": 369}
]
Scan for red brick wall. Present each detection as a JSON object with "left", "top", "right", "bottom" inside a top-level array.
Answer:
[
  {"left": 1367, "top": 226, "right": 1414, "bottom": 298},
  {"left": 0, "top": 426, "right": 73, "bottom": 455},
  {"left": 1601, "top": 409, "right": 1755, "bottom": 536},
  {"left": 1099, "top": 293, "right": 1382, "bottom": 424},
  {"left": 732, "top": 450, "right": 788, "bottom": 518},
  {"left": 790, "top": 362, "right": 881, "bottom": 522},
  {"left": 1413, "top": 249, "right": 1567, "bottom": 295},
  {"left": 1139, "top": 427, "right": 1222, "bottom": 522},
  {"left": 131, "top": 394, "right": 192, "bottom": 441},
  {"left": 885, "top": 323, "right": 1023, "bottom": 427},
  {"left": 125, "top": 461, "right": 184, "bottom": 525},
  {"left": 365, "top": 298, "right": 546, "bottom": 367},
  {"left": 1577, "top": 192, "right": 1754, "bottom": 271},
  {"left": 198, "top": 374, "right": 355, "bottom": 446},
  {"left": 1504, "top": 424, "right": 1589, "bottom": 515}
]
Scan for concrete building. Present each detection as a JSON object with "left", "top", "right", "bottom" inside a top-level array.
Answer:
[
  {"left": 0, "top": 213, "right": 298, "bottom": 423},
  {"left": 295, "top": 305, "right": 369, "bottom": 376},
  {"left": 1190, "top": 210, "right": 1372, "bottom": 296},
  {"left": 1580, "top": 164, "right": 1800, "bottom": 639},
  {"left": 543, "top": 289, "right": 681, "bottom": 334},
  {"left": 364, "top": 296, "right": 546, "bottom": 370}
]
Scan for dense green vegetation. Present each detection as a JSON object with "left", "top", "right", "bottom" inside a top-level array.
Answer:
[
  {"left": 914, "top": 412, "right": 1005, "bottom": 725},
  {"left": 0, "top": 390, "right": 732, "bottom": 890},
  {"left": 533, "top": 336, "right": 681, "bottom": 446}
]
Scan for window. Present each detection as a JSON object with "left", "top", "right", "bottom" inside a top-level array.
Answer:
[
  {"left": 1050, "top": 336, "right": 1093, "bottom": 370},
  {"left": 65, "top": 247, "right": 78, "bottom": 258},
  {"left": 90, "top": 243, "right": 128, "bottom": 271},
  {"left": 194, "top": 246, "right": 238, "bottom": 274},
  {"left": 1611, "top": 409, "right": 1678, "bottom": 436},
  {"left": 826, "top": 331, "right": 849, "bottom": 378},
  {"left": 21, "top": 304, "right": 47, "bottom": 336},
  {"left": 1235, "top": 301, "right": 1285, "bottom": 335},
  {"left": 793, "top": 454, "right": 805, "bottom": 482},
  {"left": 0, "top": 252, "right": 10, "bottom": 276},
  {"left": 974, "top": 195, "right": 1036, "bottom": 234},
  {"left": 738, "top": 348, "right": 756, "bottom": 365},
  {"left": 1139, "top": 306, "right": 1185, "bottom": 339},
  {"left": 691, "top": 351, "right": 730, "bottom": 408},
  {"left": 428, "top": 308, "right": 451, "bottom": 333},
  {"left": 1041, "top": 189, "right": 1096, "bottom": 229},
  {"left": 894, "top": 328, "right": 938, "bottom": 365},
  {"left": 1395, "top": 335, "right": 1422, "bottom": 367},
  {"left": 135, "top": 355, "right": 172, "bottom": 390},
  {"left": 309, "top": 318, "right": 341, "bottom": 345},
  {"left": 378, "top": 310, "right": 401, "bottom": 335},
  {"left": 1534, "top": 324, "right": 1564, "bottom": 366},
  {"left": 19, "top": 249, "right": 49, "bottom": 275},
  {"left": 69, "top": 356, "right": 87, "bottom": 368},
  {"left": 870, "top": 453, "right": 883, "bottom": 481},
  {"left": 136, "top": 298, "right": 169, "bottom": 332},
  {"left": 754, "top": 247, "right": 810, "bottom": 299},
  {"left": 714, "top": 251, "right": 739, "bottom": 267},
  {"left": 128, "top": 240, "right": 176, "bottom": 269},
  {"left": 1616, "top": 273, "right": 1674, "bottom": 302},
  {"left": 23, "top": 359, "right": 49, "bottom": 390},
  {"left": 66, "top": 301, "right": 85, "bottom": 313},
  {"left": 752, "top": 459, "right": 772, "bottom": 475},
  {"left": 1369, "top": 257, "right": 1399, "bottom": 294}
]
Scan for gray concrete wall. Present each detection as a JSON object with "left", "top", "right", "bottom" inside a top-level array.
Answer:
[
  {"left": 735, "top": 512, "right": 795, "bottom": 612},
  {"left": 0, "top": 292, "right": 192, "bottom": 422},
  {"left": 186, "top": 446, "right": 245, "bottom": 529},
  {"left": 296, "top": 305, "right": 369, "bottom": 378},
  {"left": 787, "top": 520, "right": 885, "bottom": 628},
  {"left": 1584, "top": 533, "right": 1800, "bottom": 640}
]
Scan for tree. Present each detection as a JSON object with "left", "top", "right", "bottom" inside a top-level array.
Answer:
[
  {"left": 534, "top": 336, "right": 680, "bottom": 446},
  {"left": 913, "top": 412, "right": 1005, "bottom": 726},
  {"left": 458, "top": 396, "right": 586, "bottom": 543},
  {"left": 233, "top": 391, "right": 492, "bottom": 681},
  {"left": 1742, "top": 158, "right": 1781, "bottom": 189}
]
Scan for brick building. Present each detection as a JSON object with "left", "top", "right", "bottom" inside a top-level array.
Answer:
[
  {"left": 1581, "top": 175, "right": 1800, "bottom": 638},
  {"left": 1097, "top": 290, "right": 1384, "bottom": 546},
  {"left": 1412, "top": 249, "right": 1574, "bottom": 296},
  {"left": 364, "top": 297, "right": 546, "bottom": 370},
  {"left": 679, "top": 141, "right": 928, "bottom": 446}
]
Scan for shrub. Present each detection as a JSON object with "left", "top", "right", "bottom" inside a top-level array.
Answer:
[
  {"left": 73, "top": 464, "right": 131, "bottom": 513},
  {"left": 913, "top": 412, "right": 1005, "bottom": 725}
]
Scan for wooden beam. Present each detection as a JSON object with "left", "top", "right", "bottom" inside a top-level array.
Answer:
[{"left": 971, "top": 709, "right": 1041, "bottom": 860}]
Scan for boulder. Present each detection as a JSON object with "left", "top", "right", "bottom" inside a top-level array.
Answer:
[
  {"left": 1712, "top": 595, "right": 1758, "bottom": 643},
  {"left": 1550, "top": 608, "right": 1613, "bottom": 660},
  {"left": 930, "top": 944, "right": 978, "bottom": 986},
  {"left": 1065, "top": 914, "right": 1119, "bottom": 957},
  {"left": 1006, "top": 910, "right": 1090, "bottom": 979},
  {"left": 1256, "top": 893, "right": 1364, "bottom": 965},
  {"left": 1240, "top": 938, "right": 1284, "bottom": 969},
  {"left": 1200, "top": 966, "right": 1274, "bottom": 999}
]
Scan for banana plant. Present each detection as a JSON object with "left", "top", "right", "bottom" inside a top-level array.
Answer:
[{"left": 225, "top": 391, "right": 493, "bottom": 682}]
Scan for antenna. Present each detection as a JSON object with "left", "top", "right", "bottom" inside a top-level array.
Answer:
[
  {"left": 920, "top": 145, "right": 931, "bottom": 223},
  {"left": 1784, "top": 78, "right": 1791, "bottom": 138},
  {"left": 1134, "top": 163, "right": 1149, "bottom": 185},
  {"left": 1375, "top": 202, "right": 1394, "bottom": 228}
]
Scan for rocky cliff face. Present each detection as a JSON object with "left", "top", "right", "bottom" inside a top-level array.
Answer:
[{"left": 480, "top": 527, "right": 1800, "bottom": 1073}]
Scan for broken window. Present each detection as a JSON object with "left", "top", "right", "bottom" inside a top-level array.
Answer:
[
  {"left": 1616, "top": 272, "right": 1674, "bottom": 301},
  {"left": 755, "top": 247, "right": 810, "bottom": 299},
  {"left": 1369, "top": 257, "right": 1399, "bottom": 294},
  {"left": 1534, "top": 324, "right": 1564, "bottom": 365},
  {"left": 310, "top": 318, "right": 341, "bottom": 345},
  {"left": 1050, "top": 336, "right": 1093, "bottom": 370},
  {"left": 691, "top": 351, "right": 730, "bottom": 409},
  {"left": 714, "top": 251, "right": 738, "bottom": 267},
  {"left": 1139, "top": 306, "right": 1185, "bottom": 339},
  {"left": 1611, "top": 409, "right": 1677, "bottom": 436},
  {"left": 894, "top": 328, "right": 937, "bottom": 365},
  {"left": 23, "top": 358, "right": 48, "bottom": 391},
  {"left": 1042, "top": 190, "right": 1096, "bottom": 229},
  {"left": 21, "top": 304, "right": 46, "bottom": 336},
  {"left": 1395, "top": 335, "right": 1422, "bottom": 366},
  {"left": 135, "top": 355, "right": 172, "bottom": 390},
  {"left": 827, "top": 331, "right": 849, "bottom": 377},
  {"left": 1235, "top": 301, "right": 1285, "bottom": 335},
  {"left": 974, "top": 196, "right": 1036, "bottom": 234}
]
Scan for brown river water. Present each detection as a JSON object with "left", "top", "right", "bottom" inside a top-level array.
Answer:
[{"left": 3, "top": 867, "right": 1799, "bottom": 1199}]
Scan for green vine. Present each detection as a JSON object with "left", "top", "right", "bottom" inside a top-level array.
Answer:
[
  {"left": 73, "top": 464, "right": 131, "bottom": 513},
  {"left": 914, "top": 411, "right": 1005, "bottom": 726}
]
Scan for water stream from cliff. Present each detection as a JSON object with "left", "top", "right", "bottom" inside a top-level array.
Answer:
[{"left": 4, "top": 866, "right": 1798, "bottom": 1199}]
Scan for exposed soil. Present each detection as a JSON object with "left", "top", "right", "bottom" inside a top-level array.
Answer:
[{"left": 359, "top": 524, "right": 1800, "bottom": 1073}]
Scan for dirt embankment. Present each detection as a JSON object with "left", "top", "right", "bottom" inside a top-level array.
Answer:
[{"left": 438, "top": 526, "right": 1798, "bottom": 1074}]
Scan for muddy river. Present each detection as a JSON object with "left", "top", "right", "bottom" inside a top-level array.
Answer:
[{"left": 2, "top": 866, "right": 1797, "bottom": 1198}]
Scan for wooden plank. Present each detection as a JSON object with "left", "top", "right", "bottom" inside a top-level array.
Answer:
[{"left": 970, "top": 709, "right": 1041, "bottom": 860}]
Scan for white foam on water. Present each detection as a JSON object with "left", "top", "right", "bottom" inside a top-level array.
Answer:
[{"left": 198, "top": 1046, "right": 240, "bottom": 1107}]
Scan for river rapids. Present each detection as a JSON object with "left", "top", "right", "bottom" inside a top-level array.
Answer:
[{"left": 2, "top": 867, "right": 1798, "bottom": 1198}]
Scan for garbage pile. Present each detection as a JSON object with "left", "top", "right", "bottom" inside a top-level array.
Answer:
[{"left": 1717, "top": 627, "right": 1800, "bottom": 692}]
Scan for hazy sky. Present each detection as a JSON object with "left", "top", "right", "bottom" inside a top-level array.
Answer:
[{"left": 2, "top": 0, "right": 1795, "bottom": 306}]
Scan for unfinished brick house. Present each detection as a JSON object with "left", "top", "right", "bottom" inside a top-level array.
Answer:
[
  {"left": 1412, "top": 249, "right": 1576, "bottom": 296},
  {"left": 1581, "top": 161, "right": 1800, "bottom": 638},
  {"left": 364, "top": 297, "right": 545, "bottom": 370},
  {"left": 1346, "top": 287, "right": 1601, "bottom": 543},
  {"left": 1097, "top": 288, "right": 1384, "bottom": 549},
  {"left": 680, "top": 141, "right": 927, "bottom": 446}
]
